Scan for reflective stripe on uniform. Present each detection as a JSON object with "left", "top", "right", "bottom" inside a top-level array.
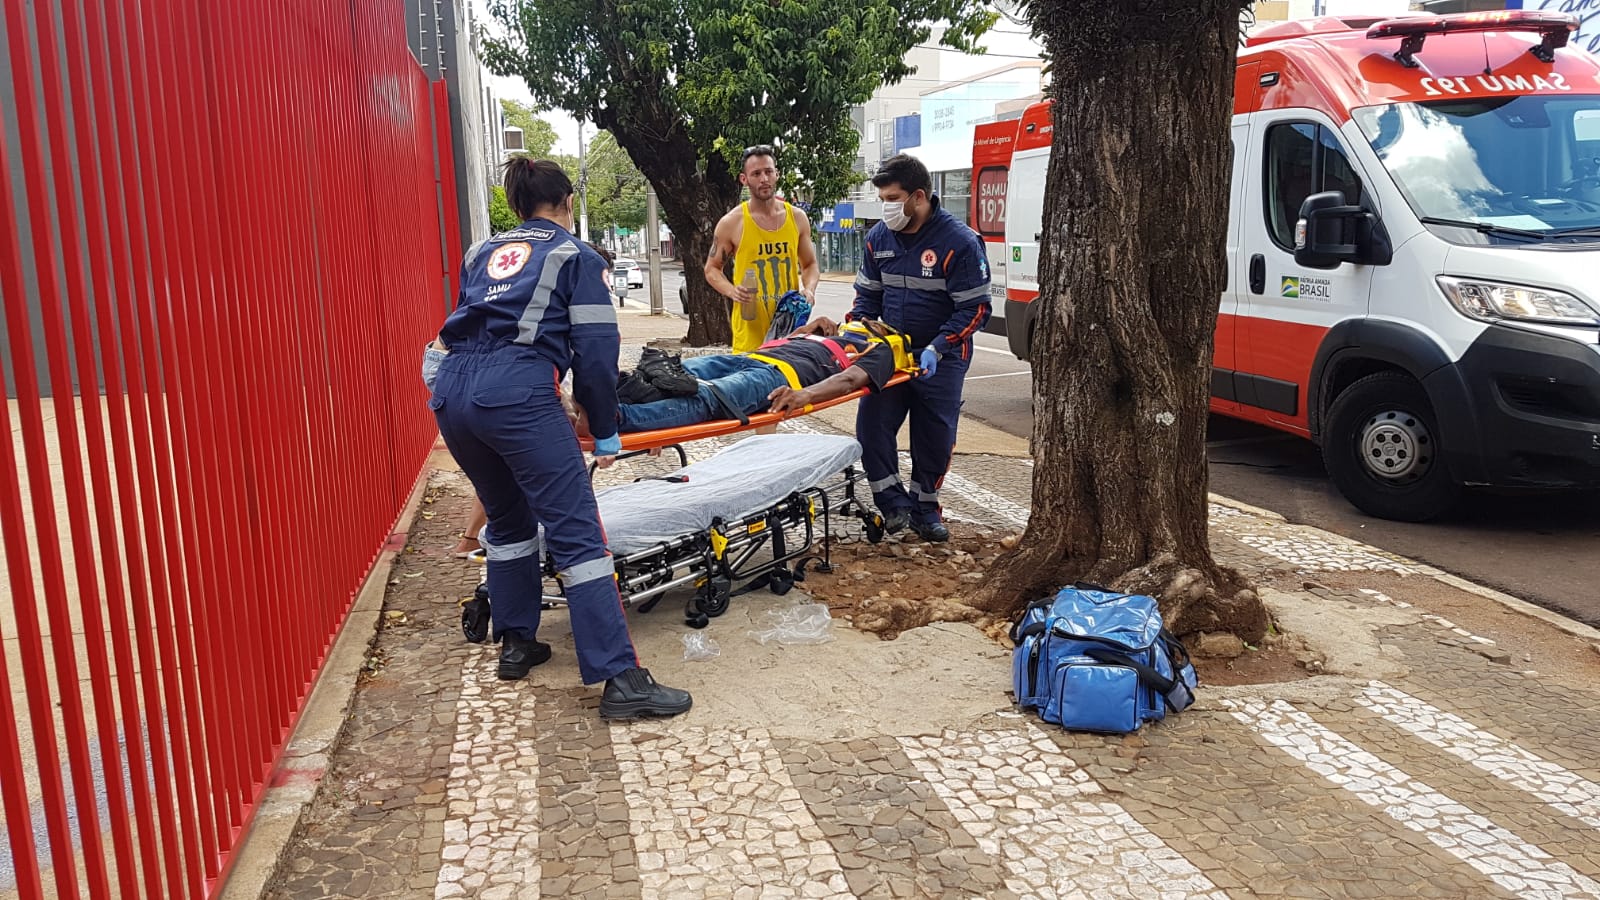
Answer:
[
  {"left": 951, "top": 285, "right": 989, "bottom": 304},
  {"left": 744, "top": 352, "right": 803, "bottom": 390},
  {"left": 561, "top": 555, "right": 616, "bottom": 587},
  {"left": 569, "top": 303, "right": 618, "bottom": 325},
  {"left": 870, "top": 474, "right": 902, "bottom": 493},
  {"left": 514, "top": 241, "right": 580, "bottom": 346},
  {"left": 881, "top": 273, "right": 949, "bottom": 291},
  {"left": 855, "top": 272, "right": 883, "bottom": 291},
  {"left": 913, "top": 488, "right": 940, "bottom": 504},
  {"left": 483, "top": 535, "right": 539, "bottom": 561}
]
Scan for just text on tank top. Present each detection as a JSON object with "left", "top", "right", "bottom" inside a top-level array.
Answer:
[{"left": 730, "top": 201, "right": 800, "bottom": 352}]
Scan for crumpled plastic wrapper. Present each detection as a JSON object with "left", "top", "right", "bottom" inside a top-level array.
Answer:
[
  {"left": 682, "top": 631, "right": 721, "bottom": 661},
  {"left": 749, "top": 603, "right": 835, "bottom": 645}
]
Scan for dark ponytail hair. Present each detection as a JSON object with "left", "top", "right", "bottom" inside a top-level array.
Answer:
[{"left": 502, "top": 156, "right": 573, "bottom": 221}]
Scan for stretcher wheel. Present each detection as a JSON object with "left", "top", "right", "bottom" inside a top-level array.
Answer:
[
  {"left": 461, "top": 584, "right": 491, "bottom": 644},
  {"left": 864, "top": 516, "right": 885, "bottom": 544},
  {"left": 697, "top": 582, "right": 731, "bottom": 618}
]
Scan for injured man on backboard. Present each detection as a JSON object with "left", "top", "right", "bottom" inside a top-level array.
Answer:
[{"left": 569, "top": 318, "right": 907, "bottom": 435}]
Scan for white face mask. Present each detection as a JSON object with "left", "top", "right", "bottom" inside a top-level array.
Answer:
[{"left": 882, "top": 200, "right": 910, "bottom": 231}]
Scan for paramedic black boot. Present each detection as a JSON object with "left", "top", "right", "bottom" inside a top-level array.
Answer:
[
  {"left": 911, "top": 517, "right": 950, "bottom": 543},
  {"left": 599, "top": 667, "right": 693, "bottom": 719},
  {"left": 497, "top": 632, "right": 552, "bottom": 680}
]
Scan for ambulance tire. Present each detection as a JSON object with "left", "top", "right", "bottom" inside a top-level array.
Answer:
[{"left": 1323, "top": 372, "right": 1460, "bottom": 523}]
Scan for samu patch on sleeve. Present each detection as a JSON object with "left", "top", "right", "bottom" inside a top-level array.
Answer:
[{"left": 486, "top": 242, "right": 533, "bottom": 280}]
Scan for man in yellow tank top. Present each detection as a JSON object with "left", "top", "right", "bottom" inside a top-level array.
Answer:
[{"left": 705, "top": 145, "right": 820, "bottom": 353}]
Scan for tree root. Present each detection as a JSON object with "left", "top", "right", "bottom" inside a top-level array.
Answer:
[{"left": 852, "top": 595, "right": 984, "bottom": 641}]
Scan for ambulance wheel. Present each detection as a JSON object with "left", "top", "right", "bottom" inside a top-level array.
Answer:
[{"left": 1323, "top": 372, "right": 1460, "bottom": 522}]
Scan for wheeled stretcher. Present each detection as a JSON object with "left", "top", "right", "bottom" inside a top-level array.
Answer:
[{"left": 460, "top": 433, "right": 890, "bottom": 641}]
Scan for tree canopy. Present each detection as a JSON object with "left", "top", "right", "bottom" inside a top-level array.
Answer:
[{"left": 484, "top": 0, "right": 998, "bottom": 343}]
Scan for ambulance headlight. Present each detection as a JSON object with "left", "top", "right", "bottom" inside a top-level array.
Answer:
[{"left": 1437, "top": 277, "right": 1600, "bottom": 326}]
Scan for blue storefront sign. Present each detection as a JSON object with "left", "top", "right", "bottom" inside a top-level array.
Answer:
[
  {"left": 1507, "top": 0, "right": 1600, "bottom": 55},
  {"left": 820, "top": 202, "right": 858, "bottom": 234}
]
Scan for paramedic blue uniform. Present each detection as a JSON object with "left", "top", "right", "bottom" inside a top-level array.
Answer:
[
  {"left": 849, "top": 201, "right": 991, "bottom": 525},
  {"left": 429, "top": 218, "right": 638, "bottom": 685}
]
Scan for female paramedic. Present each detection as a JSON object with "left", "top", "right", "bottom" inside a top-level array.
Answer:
[{"left": 428, "top": 157, "right": 691, "bottom": 719}]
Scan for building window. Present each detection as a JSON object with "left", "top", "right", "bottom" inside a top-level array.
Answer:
[
  {"left": 937, "top": 170, "right": 972, "bottom": 230},
  {"left": 865, "top": 120, "right": 877, "bottom": 143}
]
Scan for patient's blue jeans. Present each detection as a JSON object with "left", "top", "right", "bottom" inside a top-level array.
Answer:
[{"left": 617, "top": 355, "right": 788, "bottom": 432}]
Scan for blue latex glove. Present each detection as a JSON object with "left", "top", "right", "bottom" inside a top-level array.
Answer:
[
  {"left": 592, "top": 434, "right": 622, "bottom": 457},
  {"left": 919, "top": 346, "right": 940, "bottom": 379}
]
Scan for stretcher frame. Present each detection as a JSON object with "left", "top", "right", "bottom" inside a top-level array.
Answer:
[
  {"left": 461, "top": 441, "right": 891, "bottom": 641},
  {"left": 461, "top": 373, "right": 913, "bottom": 639}
]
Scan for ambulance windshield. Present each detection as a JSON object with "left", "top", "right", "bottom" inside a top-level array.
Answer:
[{"left": 1354, "top": 95, "right": 1600, "bottom": 243}]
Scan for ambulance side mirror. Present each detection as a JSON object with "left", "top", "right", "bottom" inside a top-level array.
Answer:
[{"left": 1295, "top": 191, "right": 1386, "bottom": 270}]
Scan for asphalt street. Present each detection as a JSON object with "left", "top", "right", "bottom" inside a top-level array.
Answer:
[{"left": 629, "top": 264, "right": 1600, "bottom": 626}]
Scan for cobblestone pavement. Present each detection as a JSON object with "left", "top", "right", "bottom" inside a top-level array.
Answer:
[{"left": 266, "top": 316, "right": 1600, "bottom": 899}]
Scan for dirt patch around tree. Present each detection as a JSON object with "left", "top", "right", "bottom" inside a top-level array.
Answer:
[{"left": 803, "top": 524, "right": 1310, "bottom": 686}]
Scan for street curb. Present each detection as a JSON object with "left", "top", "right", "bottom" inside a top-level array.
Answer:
[
  {"left": 1206, "top": 491, "right": 1600, "bottom": 645},
  {"left": 218, "top": 463, "right": 434, "bottom": 900},
  {"left": 1205, "top": 493, "right": 1287, "bottom": 522}
]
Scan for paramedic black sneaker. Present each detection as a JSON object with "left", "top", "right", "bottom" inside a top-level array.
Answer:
[
  {"left": 599, "top": 667, "right": 693, "bottom": 719},
  {"left": 637, "top": 347, "right": 700, "bottom": 397},
  {"left": 497, "top": 633, "right": 552, "bottom": 680},
  {"left": 879, "top": 509, "right": 910, "bottom": 535},
  {"left": 911, "top": 518, "right": 950, "bottom": 543}
]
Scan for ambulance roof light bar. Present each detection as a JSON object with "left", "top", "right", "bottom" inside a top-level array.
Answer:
[{"left": 1367, "top": 11, "right": 1579, "bottom": 68}]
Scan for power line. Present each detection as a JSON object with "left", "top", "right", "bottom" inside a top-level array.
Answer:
[{"left": 914, "top": 44, "right": 1041, "bottom": 59}]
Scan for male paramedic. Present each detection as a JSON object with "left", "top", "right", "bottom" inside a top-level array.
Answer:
[
  {"left": 428, "top": 156, "right": 691, "bottom": 719},
  {"left": 705, "top": 145, "right": 820, "bottom": 352},
  {"left": 849, "top": 154, "right": 991, "bottom": 543}
]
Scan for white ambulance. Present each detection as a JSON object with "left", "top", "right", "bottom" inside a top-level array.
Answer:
[{"left": 981, "top": 11, "right": 1600, "bottom": 521}]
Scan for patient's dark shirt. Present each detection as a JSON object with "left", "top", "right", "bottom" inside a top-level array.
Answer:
[{"left": 753, "top": 338, "right": 896, "bottom": 392}]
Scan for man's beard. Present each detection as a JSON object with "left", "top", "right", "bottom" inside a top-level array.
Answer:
[{"left": 752, "top": 185, "right": 776, "bottom": 200}]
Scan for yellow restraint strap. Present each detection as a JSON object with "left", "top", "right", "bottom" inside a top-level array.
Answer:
[{"left": 744, "top": 352, "right": 804, "bottom": 390}]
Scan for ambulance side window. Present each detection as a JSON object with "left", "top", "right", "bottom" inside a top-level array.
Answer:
[{"left": 1264, "top": 122, "right": 1364, "bottom": 251}]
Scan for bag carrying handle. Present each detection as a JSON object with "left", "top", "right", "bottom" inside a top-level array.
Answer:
[{"left": 1083, "top": 647, "right": 1196, "bottom": 713}]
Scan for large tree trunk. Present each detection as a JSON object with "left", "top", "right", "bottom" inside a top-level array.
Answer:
[
  {"left": 971, "top": 0, "right": 1269, "bottom": 643},
  {"left": 599, "top": 111, "right": 740, "bottom": 346}
]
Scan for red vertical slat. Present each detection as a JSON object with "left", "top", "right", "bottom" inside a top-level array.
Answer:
[
  {"left": 2, "top": 2, "right": 113, "bottom": 892},
  {"left": 77, "top": 0, "right": 203, "bottom": 889},
  {"left": 0, "top": 103, "right": 50, "bottom": 900}
]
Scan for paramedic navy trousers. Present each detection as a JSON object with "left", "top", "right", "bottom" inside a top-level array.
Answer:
[
  {"left": 429, "top": 343, "right": 639, "bottom": 684},
  {"left": 855, "top": 354, "right": 967, "bottom": 524}
]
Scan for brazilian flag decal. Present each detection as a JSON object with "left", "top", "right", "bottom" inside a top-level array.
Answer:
[{"left": 1281, "top": 276, "right": 1300, "bottom": 298}]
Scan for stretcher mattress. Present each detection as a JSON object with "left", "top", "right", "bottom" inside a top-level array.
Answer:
[{"left": 596, "top": 433, "right": 862, "bottom": 555}]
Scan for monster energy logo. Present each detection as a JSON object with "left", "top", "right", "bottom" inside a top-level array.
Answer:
[{"left": 748, "top": 255, "right": 795, "bottom": 302}]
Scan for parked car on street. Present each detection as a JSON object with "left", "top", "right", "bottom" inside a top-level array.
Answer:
[{"left": 614, "top": 256, "right": 646, "bottom": 289}]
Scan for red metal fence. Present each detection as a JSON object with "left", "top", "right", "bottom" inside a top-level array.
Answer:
[{"left": 1, "top": 0, "right": 450, "bottom": 895}]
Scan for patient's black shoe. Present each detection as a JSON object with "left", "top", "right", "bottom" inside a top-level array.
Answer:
[
  {"left": 498, "top": 632, "right": 552, "bottom": 680},
  {"left": 617, "top": 369, "right": 665, "bottom": 404},
  {"left": 638, "top": 347, "right": 700, "bottom": 397},
  {"left": 599, "top": 667, "right": 693, "bottom": 719}
]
